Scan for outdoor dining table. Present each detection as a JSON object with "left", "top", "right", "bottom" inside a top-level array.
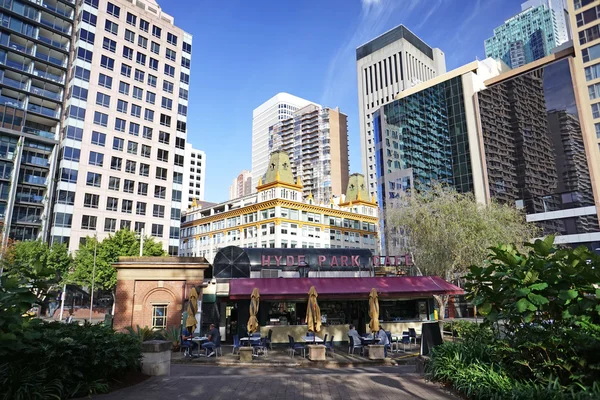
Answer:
[
  {"left": 391, "top": 333, "right": 411, "bottom": 353},
  {"left": 360, "top": 336, "right": 381, "bottom": 345},
  {"left": 301, "top": 336, "right": 324, "bottom": 343},
  {"left": 191, "top": 336, "right": 209, "bottom": 357}
]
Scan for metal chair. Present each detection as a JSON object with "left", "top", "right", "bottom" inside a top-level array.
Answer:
[
  {"left": 348, "top": 335, "right": 363, "bottom": 355},
  {"left": 253, "top": 337, "right": 268, "bottom": 356},
  {"left": 400, "top": 332, "right": 411, "bottom": 352},
  {"left": 180, "top": 336, "right": 193, "bottom": 357},
  {"left": 215, "top": 336, "right": 223, "bottom": 357},
  {"left": 265, "top": 329, "right": 273, "bottom": 350},
  {"left": 325, "top": 335, "right": 335, "bottom": 357},
  {"left": 288, "top": 335, "right": 305, "bottom": 358},
  {"left": 232, "top": 335, "right": 240, "bottom": 355},
  {"left": 408, "top": 328, "right": 420, "bottom": 345}
]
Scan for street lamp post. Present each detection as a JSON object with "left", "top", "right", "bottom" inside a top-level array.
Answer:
[{"left": 89, "top": 235, "right": 98, "bottom": 322}]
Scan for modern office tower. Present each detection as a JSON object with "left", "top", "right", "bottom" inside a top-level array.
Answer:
[
  {"left": 229, "top": 169, "right": 252, "bottom": 200},
  {"left": 50, "top": 0, "right": 192, "bottom": 256},
  {"left": 269, "top": 105, "right": 349, "bottom": 204},
  {"left": 251, "top": 93, "right": 315, "bottom": 191},
  {"left": 356, "top": 24, "right": 446, "bottom": 200},
  {"left": 375, "top": 47, "right": 600, "bottom": 249},
  {"left": 183, "top": 143, "right": 205, "bottom": 207},
  {"left": 0, "top": 0, "right": 75, "bottom": 243},
  {"left": 485, "top": 1, "right": 568, "bottom": 69},
  {"left": 180, "top": 151, "right": 378, "bottom": 262}
]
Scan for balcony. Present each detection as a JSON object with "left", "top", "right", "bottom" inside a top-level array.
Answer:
[
  {"left": 30, "top": 85, "right": 61, "bottom": 101},
  {"left": 0, "top": 75, "right": 27, "bottom": 90},
  {"left": 38, "top": 32, "right": 69, "bottom": 51},
  {"left": 1, "top": 58, "right": 32, "bottom": 73},
  {"left": 27, "top": 103, "right": 59, "bottom": 118},
  {"left": 20, "top": 174, "right": 47, "bottom": 186},
  {"left": 22, "top": 125, "right": 54, "bottom": 139},
  {"left": 39, "top": 18, "right": 71, "bottom": 35},
  {"left": 0, "top": 95, "right": 24, "bottom": 109},
  {"left": 33, "top": 68, "right": 63, "bottom": 84},
  {"left": 34, "top": 50, "right": 66, "bottom": 67},
  {"left": 40, "top": 0, "right": 74, "bottom": 19}
]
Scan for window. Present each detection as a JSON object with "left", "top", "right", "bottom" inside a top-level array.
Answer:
[
  {"left": 577, "top": 6, "right": 600, "bottom": 27},
  {"left": 104, "top": 217, "right": 116, "bottom": 232},
  {"left": 126, "top": 12, "right": 136, "bottom": 25},
  {"left": 172, "top": 189, "right": 182, "bottom": 202},
  {"left": 180, "top": 72, "right": 189, "bottom": 85},
  {"left": 102, "top": 37, "right": 116, "bottom": 52},
  {"left": 583, "top": 43, "right": 600, "bottom": 63},
  {"left": 139, "top": 144, "right": 151, "bottom": 158},
  {"left": 89, "top": 151, "right": 104, "bottom": 166},
  {"left": 125, "top": 160, "right": 136, "bottom": 174},
  {"left": 593, "top": 103, "right": 600, "bottom": 119},
  {"left": 163, "top": 81, "right": 173, "bottom": 93},
  {"left": 124, "top": 179, "right": 135, "bottom": 193},
  {"left": 58, "top": 190, "right": 75, "bottom": 205},
  {"left": 144, "top": 109, "right": 154, "bottom": 122},
  {"left": 152, "top": 304, "right": 167, "bottom": 328},
  {"left": 164, "top": 64, "right": 175, "bottom": 77},
  {"left": 149, "top": 58, "right": 159, "bottom": 71},
  {"left": 579, "top": 24, "right": 600, "bottom": 45},
  {"left": 177, "top": 121, "right": 187, "bottom": 133},
  {"left": 165, "top": 48, "right": 176, "bottom": 61},
  {"left": 111, "top": 156, "right": 122, "bottom": 171},
  {"left": 154, "top": 185, "right": 166, "bottom": 199},
  {"left": 129, "top": 122, "right": 140, "bottom": 136},
  {"left": 151, "top": 41, "right": 160, "bottom": 54},
  {"left": 138, "top": 182, "right": 148, "bottom": 196},
  {"left": 122, "top": 46, "right": 133, "bottom": 60},
  {"left": 113, "top": 137, "right": 124, "bottom": 151},
  {"left": 138, "top": 35, "right": 147, "bottom": 48},
  {"left": 586, "top": 62, "right": 600, "bottom": 81},
  {"left": 173, "top": 171, "right": 183, "bottom": 184},
  {"left": 54, "top": 213, "right": 72, "bottom": 227},
  {"left": 160, "top": 114, "right": 171, "bottom": 127},
  {"left": 127, "top": 141, "right": 138, "bottom": 155},
  {"left": 171, "top": 208, "right": 181, "bottom": 220},
  {"left": 68, "top": 105, "right": 86, "bottom": 121},
  {"left": 140, "top": 163, "right": 150, "bottom": 176},
  {"left": 119, "top": 82, "right": 129, "bottom": 95},
  {"left": 174, "top": 154, "right": 184, "bottom": 167},
  {"left": 134, "top": 69, "right": 145, "bottom": 82},
  {"left": 108, "top": 176, "right": 120, "bottom": 191},
  {"left": 98, "top": 73, "right": 112, "bottom": 89},
  {"left": 175, "top": 138, "right": 185, "bottom": 150},
  {"left": 115, "top": 118, "right": 126, "bottom": 132},
  {"left": 101, "top": 55, "right": 114, "bottom": 70},
  {"left": 121, "top": 220, "right": 131, "bottom": 230},
  {"left": 96, "top": 92, "right": 110, "bottom": 107},
  {"left": 183, "top": 42, "right": 192, "bottom": 54},
  {"left": 135, "top": 222, "right": 145, "bottom": 233},
  {"left": 179, "top": 88, "right": 188, "bottom": 100},
  {"left": 143, "top": 127, "right": 153, "bottom": 139},
  {"left": 105, "top": 20, "right": 118, "bottom": 35},
  {"left": 153, "top": 204, "right": 165, "bottom": 218},
  {"left": 178, "top": 104, "right": 187, "bottom": 116},
  {"left": 575, "top": 0, "right": 595, "bottom": 10},
  {"left": 146, "top": 91, "right": 156, "bottom": 104},
  {"left": 136, "top": 52, "right": 146, "bottom": 66},
  {"left": 122, "top": 199, "right": 133, "bottom": 214},
  {"left": 84, "top": 0, "right": 98, "bottom": 8},
  {"left": 93, "top": 111, "right": 108, "bottom": 127},
  {"left": 77, "top": 47, "right": 93, "bottom": 62},
  {"left": 140, "top": 18, "right": 149, "bottom": 32},
  {"left": 74, "top": 66, "right": 90, "bottom": 81},
  {"left": 60, "top": 168, "right": 78, "bottom": 183},
  {"left": 158, "top": 131, "right": 170, "bottom": 144},
  {"left": 161, "top": 97, "right": 172, "bottom": 110},
  {"left": 86, "top": 172, "right": 101, "bottom": 187},
  {"left": 167, "top": 32, "right": 178, "bottom": 45},
  {"left": 117, "top": 99, "right": 128, "bottom": 114},
  {"left": 121, "top": 63, "right": 131, "bottom": 77},
  {"left": 104, "top": 197, "right": 118, "bottom": 212},
  {"left": 129, "top": 87, "right": 143, "bottom": 101},
  {"left": 131, "top": 104, "right": 142, "bottom": 118},
  {"left": 151, "top": 224, "right": 164, "bottom": 238},
  {"left": 156, "top": 166, "right": 167, "bottom": 180},
  {"left": 82, "top": 11, "right": 97, "bottom": 26},
  {"left": 107, "top": 2, "right": 120, "bottom": 17},
  {"left": 91, "top": 131, "right": 106, "bottom": 146},
  {"left": 136, "top": 202, "right": 146, "bottom": 215},
  {"left": 181, "top": 57, "right": 190, "bottom": 69},
  {"left": 148, "top": 74, "right": 157, "bottom": 87},
  {"left": 152, "top": 25, "right": 162, "bottom": 38},
  {"left": 84, "top": 193, "right": 99, "bottom": 208},
  {"left": 157, "top": 149, "right": 168, "bottom": 162}
]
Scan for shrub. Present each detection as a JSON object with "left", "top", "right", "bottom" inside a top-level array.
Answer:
[{"left": 124, "top": 325, "right": 161, "bottom": 342}]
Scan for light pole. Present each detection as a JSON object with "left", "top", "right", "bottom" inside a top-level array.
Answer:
[
  {"left": 139, "top": 228, "right": 144, "bottom": 256},
  {"left": 89, "top": 235, "right": 97, "bottom": 322}
]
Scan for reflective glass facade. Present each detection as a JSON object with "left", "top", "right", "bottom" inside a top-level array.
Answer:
[{"left": 478, "top": 58, "right": 599, "bottom": 236}]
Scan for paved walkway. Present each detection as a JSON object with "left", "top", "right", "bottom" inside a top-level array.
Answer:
[{"left": 95, "top": 365, "right": 457, "bottom": 400}]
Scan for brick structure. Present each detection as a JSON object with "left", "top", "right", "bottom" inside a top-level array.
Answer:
[{"left": 113, "top": 257, "right": 209, "bottom": 331}]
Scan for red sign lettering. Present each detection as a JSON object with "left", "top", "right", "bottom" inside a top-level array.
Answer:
[
  {"left": 340, "top": 256, "right": 349, "bottom": 267},
  {"left": 352, "top": 255, "right": 360, "bottom": 267},
  {"left": 318, "top": 255, "right": 326, "bottom": 266},
  {"left": 330, "top": 256, "right": 338, "bottom": 267},
  {"left": 262, "top": 255, "right": 270, "bottom": 267},
  {"left": 286, "top": 255, "right": 295, "bottom": 267}
]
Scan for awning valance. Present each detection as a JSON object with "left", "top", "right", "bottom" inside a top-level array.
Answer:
[{"left": 228, "top": 276, "right": 463, "bottom": 300}]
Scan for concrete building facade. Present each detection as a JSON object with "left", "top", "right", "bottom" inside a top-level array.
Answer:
[
  {"left": 251, "top": 93, "right": 315, "bottom": 192},
  {"left": 269, "top": 104, "right": 349, "bottom": 204},
  {"left": 183, "top": 142, "right": 205, "bottom": 207},
  {"left": 50, "top": 0, "right": 192, "bottom": 256},
  {"left": 356, "top": 24, "right": 446, "bottom": 200},
  {"left": 229, "top": 169, "right": 252, "bottom": 200}
]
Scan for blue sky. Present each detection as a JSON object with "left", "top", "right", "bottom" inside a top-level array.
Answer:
[{"left": 160, "top": 0, "right": 525, "bottom": 203}]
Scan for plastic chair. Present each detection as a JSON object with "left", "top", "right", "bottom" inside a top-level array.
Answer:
[
  {"left": 288, "top": 335, "right": 305, "bottom": 358},
  {"left": 408, "top": 328, "right": 420, "bottom": 345},
  {"left": 325, "top": 335, "right": 335, "bottom": 356},
  {"left": 232, "top": 335, "right": 240, "bottom": 355},
  {"left": 348, "top": 335, "right": 363, "bottom": 355},
  {"left": 400, "top": 332, "right": 411, "bottom": 352}
]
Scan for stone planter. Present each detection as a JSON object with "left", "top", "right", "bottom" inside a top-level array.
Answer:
[
  {"left": 307, "top": 344, "right": 326, "bottom": 361},
  {"left": 368, "top": 344, "right": 385, "bottom": 360},
  {"left": 240, "top": 346, "right": 253, "bottom": 362},
  {"left": 141, "top": 340, "right": 172, "bottom": 376}
]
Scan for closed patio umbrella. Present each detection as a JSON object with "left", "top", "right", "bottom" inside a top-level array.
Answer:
[
  {"left": 186, "top": 287, "right": 198, "bottom": 333},
  {"left": 368, "top": 288, "right": 379, "bottom": 333},
  {"left": 307, "top": 286, "right": 321, "bottom": 342},
  {"left": 247, "top": 288, "right": 260, "bottom": 334}
]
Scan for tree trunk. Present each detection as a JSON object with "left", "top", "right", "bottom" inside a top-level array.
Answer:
[{"left": 433, "top": 294, "right": 449, "bottom": 321}]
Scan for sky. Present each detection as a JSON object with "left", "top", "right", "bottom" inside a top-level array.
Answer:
[{"left": 159, "top": 0, "right": 526, "bottom": 203}]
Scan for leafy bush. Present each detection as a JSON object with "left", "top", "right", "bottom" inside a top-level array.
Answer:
[
  {"left": 159, "top": 326, "right": 181, "bottom": 351},
  {"left": 0, "top": 322, "right": 141, "bottom": 399},
  {"left": 124, "top": 325, "right": 161, "bottom": 342},
  {"left": 445, "top": 320, "right": 494, "bottom": 342}
]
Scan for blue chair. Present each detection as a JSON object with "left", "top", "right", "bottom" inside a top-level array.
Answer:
[
  {"left": 306, "top": 331, "right": 315, "bottom": 337},
  {"left": 265, "top": 329, "right": 273, "bottom": 350},
  {"left": 400, "top": 331, "right": 411, "bottom": 352},
  {"left": 253, "top": 337, "right": 268, "bottom": 356},
  {"left": 408, "top": 328, "right": 420, "bottom": 345},
  {"left": 322, "top": 334, "right": 328, "bottom": 344},
  {"left": 348, "top": 335, "right": 363, "bottom": 355},
  {"left": 180, "top": 336, "right": 194, "bottom": 357},
  {"left": 325, "top": 335, "right": 335, "bottom": 356},
  {"left": 288, "top": 335, "right": 305, "bottom": 358},
  {"left": 232, "top": 335, "right": 240, "bottom": 355}
]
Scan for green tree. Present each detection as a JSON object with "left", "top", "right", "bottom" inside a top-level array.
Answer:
[{"left": 386, "top": 183, "right": 539, "bottom": 319}]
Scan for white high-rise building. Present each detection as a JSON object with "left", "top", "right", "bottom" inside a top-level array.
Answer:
[
  {"left": 356, "top": 24, "right": 446, "bottom": 199},
  {"left": 51, "top": 0, "right": 192, "bottom": 256},
  {"left": 183, "top": 143, "right": 206, "bottom": 207},
  {"left": 521, "top": 0, "right": 571, "bottom": 44},
  {"left": 229, "top": 170, "right": 252, "bottom": 200},
  {"left": 251, "top": 93, "right": 314, "bottom": 190}
]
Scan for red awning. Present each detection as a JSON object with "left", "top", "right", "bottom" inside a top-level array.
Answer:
[{"left": 228, "top": 276, "right": 463, "bottom": 300}]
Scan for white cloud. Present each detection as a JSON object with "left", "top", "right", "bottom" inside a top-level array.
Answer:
[{"left": 361, "top": 0, "right": 382, "bottom": 7}]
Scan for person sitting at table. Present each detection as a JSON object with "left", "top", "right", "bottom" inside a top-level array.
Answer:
[
  {"left": 377, "top": 327, "right": 390, "bottom": 357},
  {"left": 202, "top": 324, "right": 220, "bottom": 357},
  {"left": 181, "top": 327, "right": 198, "bottom": 355},
  {"left": 348, "top": 324, "right": 363, "bottom": 347}
]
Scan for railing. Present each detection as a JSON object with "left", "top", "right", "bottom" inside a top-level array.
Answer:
[
  {"left": 15, "top": 193, "right": 45, "bottom": 203},
  {"left": 30, "top": 86, "right": 61, "bottom": 101},
  {"left": 20, "top": 175, "right": 47, "bottom": 185},
  {"left": 38, "top": 34, "right": 68, "bottom": 51},
  {"left": 33, "top": 69, "right": 64, "bottom": 83},
  {"left": 0, "top": 95, "right": 24, "bottom": 109},
  {"left": 27, "top": 103, "right": 59, "bottom": 118},
  {"left": 22, "top": 126, "right": 55, "bottom": 139},
  {"left": 41, "top": 1, "right": 74, "bottom": 19},
  {"left": 39, "top": 18, "right": 71, "bottom": 35},
  {"left": 8, "top": 40, "right": 34, "bottom": 55},
  {"left": 35, "top": 51, "right": 66, "bottom": 67},
  {"left": 0, "top": 76, "right": 27, "bottom": 90},
  {"left": 3, "top": 59, "right": 31, "bottom": 72}
]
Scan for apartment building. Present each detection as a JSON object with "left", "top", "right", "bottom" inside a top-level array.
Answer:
[
  {"left": 50, "top": 0, "right": 192, "bottom": 256},
  {"left": 0, "top": 0, "right": 75, "bottom": 243},
  {"left": 269, "top": 104, "right": 349, "bottom": 204},
  {"left": 356, "top": 24, "right": 446, "bottom": 200},
  {"left": 183, "top": 142, "right": 205, "bottom": 207},
  {"left": 229, "top": 169, "right": 252, "bottom": 200}
]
